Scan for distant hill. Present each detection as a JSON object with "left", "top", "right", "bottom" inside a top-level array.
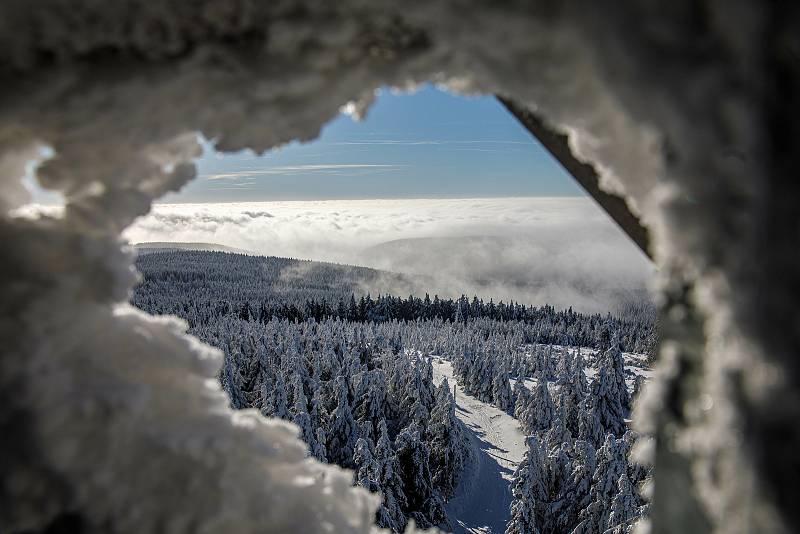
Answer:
[
  {"left": 134, "top": 241, "right": 253, "bottom": 255},
  {"left": 131, "top": 249, "right": 427, "bottom": 318},
  {"left": 131, "top": 248, "right": 656, "bottom": 354}
]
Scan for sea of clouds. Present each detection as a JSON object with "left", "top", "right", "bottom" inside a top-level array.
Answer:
[{"left": 124, "top": 197, "right": 654, "bottom": 313}]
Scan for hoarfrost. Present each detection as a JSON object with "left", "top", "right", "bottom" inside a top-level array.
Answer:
[{"left": 0, "top": 2, "right": 794, "bottom": 533}]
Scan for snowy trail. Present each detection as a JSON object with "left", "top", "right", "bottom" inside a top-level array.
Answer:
[{"left": 431, "top": 359, "right": 528, "bottom": 534}]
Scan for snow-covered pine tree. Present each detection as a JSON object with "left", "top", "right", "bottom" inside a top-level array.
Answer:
[
  {"left": 353, "top": 368, "right": 388, "bottom": 436},
  {"left": 570, "top": 349, "right": 588, "bottom": 397},
  {"left": 374, "top": 419, "right": 408, "bottom": 533},
  {"left": 577, "top": 397, "right": 605, "bottom": 450},
  {"left": 312, "top": 427, "right": 327, "bottom": 462},
  {"left": 544, "top": 413, "right": 572, "bottom": 452},
  {"left": 543, "top": 442, "right": 573, "bottom": 533},
  {"left": 467, "top": 348, "right": 495, "bottom": 403},
  {"left": 521, "top": 377, "right": 556, "bottom": 434},
  {"left": 552, "top": 438, "right": 596, "bottom": 533},
  {"left": 556, "top": 348, "right": 574, "bottom": 386},
  {"left": 394, "top": 422, "right": 446, "bottom": 529},
  {"left": 455, "top": 297, "right": 466, "bottom": 324},
  {"left": 387, "top": 351, "right": 412, "bottom": 425},
  {"left": 493, "top": 362, "right": 514, "bottom": 413},
  {"left": 621, "top": 430, "right": 649, "bottom": 493},
  {"left": 428, "top": 377, "right": 467, "bottom": 497},
  {"left": 507, "top": 436, "right": 548, "bottom": 534},
  {"left": 327, "top": 375, "right": 359, "bottom": 467},
  {"left": 418, "top": 357, "right": 437, "bottom": 413},
  {"left": 514, "top": 380, "right": 532, "bottom": 421},
  {"left": 576, "top": 434, "right": 626, "bottom": 532},
  {"left": 591, "top": 340, "right": 631, "bottom": 436},
  {"left": 542, "top": 345, "right": 557, "bottom": 381},
  {"left": 310, "top": 384, "right": 328, "bottom": 429},
  {"left": 220, "top": 339, "right": 248, "bottom": 409},
  {"left": 291, "top": 376, "right": 318, "bottom": 453},
  {"left": 557, "top": 350, "right": 588, "bottom": 437},
  {"left": 271, "top": 373, "right": 290, "bottom": 419},
  {"left": 605, "top": 474, "right": 639, "bottom": 534},
  {"left": 354, "top": 437, "right": 379, "bottom": 492},
  {"left": 258, "top": 374, "right": 276, "bottom": 418}
]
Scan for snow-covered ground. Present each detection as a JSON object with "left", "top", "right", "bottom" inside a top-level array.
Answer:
[
  {"left": 431, "top": 358, "right": 528, "bottom": 534},
  {"left": 430, "top": 347, "right": 651, "bottom": 533}
]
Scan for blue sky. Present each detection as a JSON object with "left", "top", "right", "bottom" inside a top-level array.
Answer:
[{"left": 163, "top": 84, "right": 582, "bottom": 202}]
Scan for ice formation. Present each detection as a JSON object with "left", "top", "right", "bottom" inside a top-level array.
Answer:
[{"left": 0, "top": 2, "right": 795, "bottom": 533}]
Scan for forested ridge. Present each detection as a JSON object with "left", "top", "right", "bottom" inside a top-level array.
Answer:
[
  {"left": 134, "top": 250, "right": 656, "bottom": 355},
  {"left": 132, "top": 250, "right": 653, "bottom": 533}
]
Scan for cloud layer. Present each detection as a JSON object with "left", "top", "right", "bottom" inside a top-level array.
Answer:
[{"left": 124, "top": 197, "right": 654, "bottom": 313}]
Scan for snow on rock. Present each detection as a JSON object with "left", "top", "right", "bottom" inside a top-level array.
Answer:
[{"left": 431, "top": 359, "right": 527, "bottom": 534}]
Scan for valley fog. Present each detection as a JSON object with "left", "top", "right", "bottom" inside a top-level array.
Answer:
[{"left": 126, "top": 197, "right": 654, "bottom": 314}]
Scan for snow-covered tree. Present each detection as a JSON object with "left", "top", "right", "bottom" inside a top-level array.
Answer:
[
  {"left": 394, "top": 423, "right": 446, "bottom": 529},
  {"left": 428, "top": 378, "right": 467, "bottom": 497},
  {"left": 327, "top": 375, "right": 359, "bottom": 467},
  {"left": 578, "top": 397, "right": 605, "bottom": 450},
  {"left": 271, "top": 373, "right": 289, "bottom": 419},
  {"left": 354, "top": 437, "right": 379, "bottom": 492},
  {"left": 312, "top": 427, "right": 327, "bottom": 462},
  {"left": 576, "top": 434, "right": 627, "bottom": 532},
  {"left": 555, "top": 439, "right": 596, "bottom": 532},
  {"left": 543, "top": 443, "right": 573, "bottom": 532},
  {"left": 544, "top": 414, "right": 572, "bottom": 452},
  {"left": 556, "top": 348, "right": 574, "bottom": 386},
  {"left": 374, "top": 419, "right": 408, "bottom": 532},
  {"left": 606, "top": 474, "right": 639, "bottom": 533},
  {"left": 493, "top": 362, "right": 514, "bottom": 413},
  {"left": 514, "top": 381, "right": 532, "bottom": 421},
  {"left": 521, "top": 378, "right": 556, "bottom": 434},
  {"left": 507, "top": 436, "right": 547, "bottom": 534},
  {"left": 591, "top": 342, "right": 631, "bottom": 436},
  {"left": 353, "top": 368, "right": 388, "bottom": 434},
  {"left": 557, "top": 352, "right": 587, "bottom": 436},
  {"left": 292, "top": 377, "right": 318, "bottom": 453}
]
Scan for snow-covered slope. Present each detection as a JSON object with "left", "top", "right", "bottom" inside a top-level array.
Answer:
[
  {"left": 432, "top": 359, "right": 527, "bottom": 534},
  {"left": 431, "top": 347, "right": 651, "bottom": 533}
]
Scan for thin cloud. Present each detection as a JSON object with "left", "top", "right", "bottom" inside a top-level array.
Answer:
[
  {"left": 438, "top": 148, "right": 521, "bottom": 153},
  {"left": 329, "top": 141, "right": 443, "bottom": 146},
  {"left": 327, "top": 139, "right": 529, "bottom": 147},
  {"left": 204, "top": 164, "right": 406, "bottom": 180}
]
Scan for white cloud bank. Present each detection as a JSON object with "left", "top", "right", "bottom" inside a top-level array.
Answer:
[{"left": 125, "top": 197, "right": 654, "bottom": 313}]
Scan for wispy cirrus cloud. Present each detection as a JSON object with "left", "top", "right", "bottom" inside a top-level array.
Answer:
[
  {"left": 328, "top": 139, "right": 529, "bottom": 146},
  {"left": 204, "top": 164, "right": 406, "bottom": 181},
  {"left": 438, "top": 147, "right": 520, "bottom": 153}
]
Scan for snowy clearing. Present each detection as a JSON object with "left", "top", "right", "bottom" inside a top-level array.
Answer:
[{"left": 432, "top": 358, "right": 527, "bottom": 534}]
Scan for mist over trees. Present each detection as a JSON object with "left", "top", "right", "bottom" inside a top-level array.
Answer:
[{"left": 134, "top": 251, "right": 657, "bottom": 355}]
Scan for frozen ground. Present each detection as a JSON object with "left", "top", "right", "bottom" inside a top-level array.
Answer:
[{"left": 431, "top": 358, "right": 528, "bottom": 534}]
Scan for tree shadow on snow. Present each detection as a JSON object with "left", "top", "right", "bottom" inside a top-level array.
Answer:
[{"left": 447, "top": 428, "right": 514, "bottom": 533}]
